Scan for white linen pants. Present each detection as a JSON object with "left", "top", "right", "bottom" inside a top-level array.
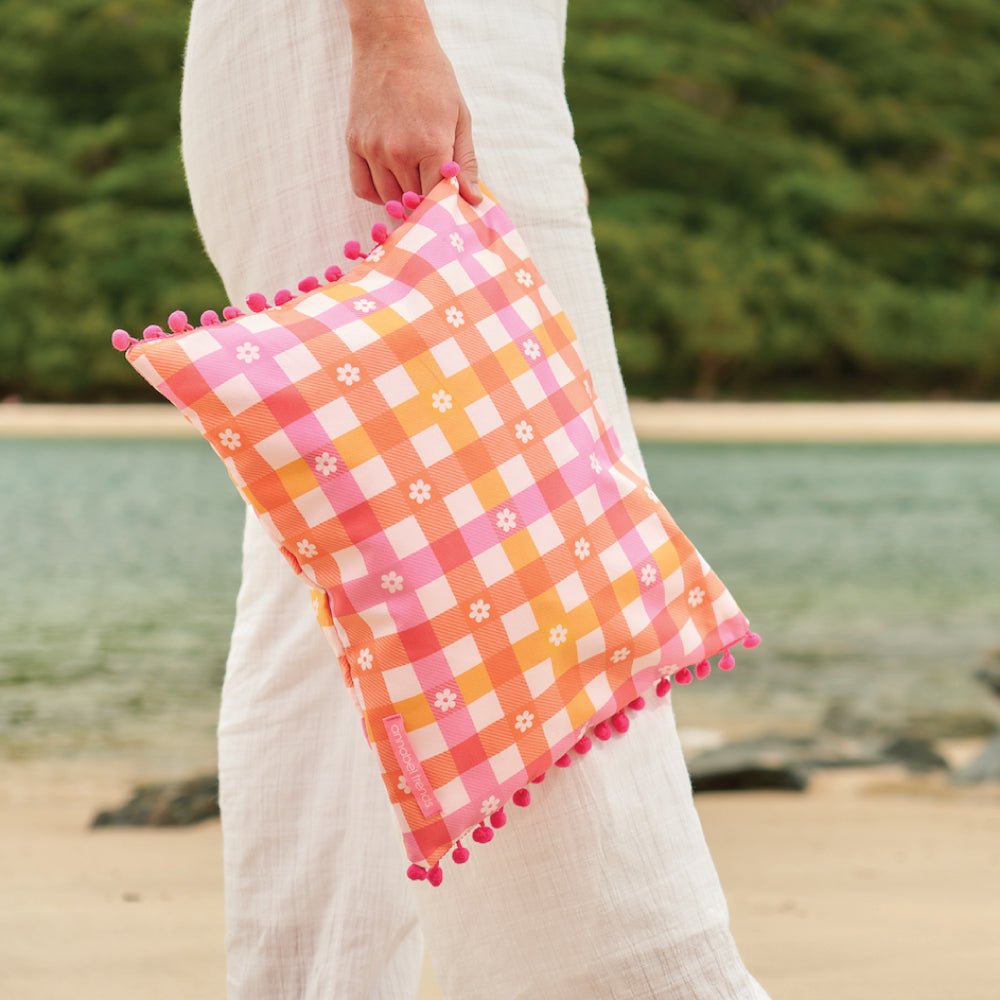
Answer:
[{"left": 180, "top": 1, "right": 772, "bottom": 997}]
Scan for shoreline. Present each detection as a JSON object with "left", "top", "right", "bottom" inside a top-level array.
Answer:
[{"left": 1, "top": 399, "right": 999, "bottom": 441}]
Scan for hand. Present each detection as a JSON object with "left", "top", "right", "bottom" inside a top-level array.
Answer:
[{"left": 345, "top": 17, "right": 482, "bottom": 207}]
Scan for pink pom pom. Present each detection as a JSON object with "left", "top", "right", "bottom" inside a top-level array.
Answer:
[
  {"left": 385, "top": 200, "right": 405, "bottom": 219},
  {"left": 695, "top": 659, "right": 712, "bottom": 679},
  {"left": 167, "top": 310, "right": 189, "bottom": 334},
  {"left": 246, "top": 292, "right": 268, "bottom": 313},
  {"left": 343, "top": 240, "right": 361, "bottom": 260},
  {"left": 273, "top": 289, "right": 293, "bottom": 306},
  {"left": 512, "top": 787, "right": 531, "bottom": 807},
  {"left": 297, "top": 275, "right": 319, "bottom": 293},
  {"left": 110, "top": 329, "right": 135, "bottom": 351},
  {"left": 489, "top": 806, "right": 507, "bottom": 829},
  {"left": 142, "top": 324, "right": 164, "bottom": 341},
  {"left": 594, "top": 720, "right": 612, "bottom": 741},
  {"left": 222, "top": 306, "right": 243, "bottom": 320},
  {"left": 628, "top": 696, "right": 646, "bottom": 711},
  {"left": 370, "top": 223, "right": 388, "bottom": 244},
  {"left": 743, "top": 630, "right": 762, "bottom": 649},
  {"left": 675, "top": 666, "right": 694, "bottom": 685},
  {"left": 719, "top": 650, "right": 737, "bottom": 671},
  {"left": 440, "top": 160, "right": 460, "bottom": 178},
  {"left": 574, "top": 735, "right": 592, "bottom": 755},
  {"left": 200, "top": 309, "right": 220, "bottom": 327},
  {"left": 555, "top": 753, "right": 572, "bottom": 768},
  {"left": 323, "top": 265, "right": 343, "bottom": 283},
  {"left": 406, "top": 863, "right": 427, "bottom": 881},
  {"left": 427, "top": 863, "right": 444, "bottom": 887},
  {"left": 472, "top": 823, "right": 494, "bottom": 844},
  {"left": 452, "top": 841, "right": 470, "bottom": 864},
  {"left": 530, "top": 771, "right": 546, "bottom": 784},
  {"left": 656, "top": 677, "right": 672, "bottom": 698},
  {"left": 611, "top": 711, "right": 630, "bottom": 734},
  {"left": 402, "top": 191, "right": 422, "bottom": 210}
]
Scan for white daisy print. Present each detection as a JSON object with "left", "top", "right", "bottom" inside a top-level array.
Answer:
[
  {"left": 640, "top": 563, "right": 658, "bottom": 587},
  {"left": 408, "top": 479, "right": 431, "bottom": 504},
  {"left": 337, "top": 363, "right": 361, "bottom": 386},
  {"left": 495, "top": 507, "right": 517, "bottom": 533},
  {"left": 574, "top": 537, "right": 591, "bottom": 560},
  {"left": 353, "top": 298, "right": 377, "bottom": 313},
  {"left": 357, "top": 647, "right": 374, "bottom": 671},
  {"left": 610, "top": 647, "right": 630, "bottom": 664},
  {"left": 219, "top": 428, "right": 241, "bottom": 450},
  {"left": 522, "top": 338, "right": 541, "bottom": 361},
  {"left": 589, "top": 453, "right": 602, "bottom": 474},
  {"left": 236, "top": 342, "right": 260, "bottom": 364},
  {"left": 688, "top": 586, "right": 706, "bottom": 608},
  {"left": 480, "top": 795, "right": 501, "bottom": 815},
  {"left": 515, "top": 268, "right": 534, "bottom": 287},
  {"left": 297, "top": 539, "right": 318, "bottom": 559},
  {"left": 469, "top": 599, "right": 491, "bottom": 623},
  {"left": 431, "top": 389, "right": 453, "bottom": 413},
  {"left": 397, "top": 774, "right": 410, "bottom": 794},
  {"left": 449, "top": 232, "right": 465, "bottom": 252},
  {"left": 434, "top": 688, "right": 458, "bottom": 712},
  {"left": 314, "top": 452, "right": 337, "bottom": 477},
  {"left": 549, "top": 624, "right": 568, "bottom": 646},
  {"left": 381, "top": 570, "right": 404, "bottom": 593},
  {"left": 514, "top": 710, "right": 534, "bottom": 733},
  {"left": 445, "top": 305, "right": 465, "bottom": 327},
  {"left": 365, "top": 245, "right": 385, "bottom": 263},
  {"left": 514, "top": 420, "right": 534, "bottom": 444}
]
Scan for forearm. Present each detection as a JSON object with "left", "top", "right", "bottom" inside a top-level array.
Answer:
[{"left": 344, "top": 0, "right": 436, "bottom": 48}]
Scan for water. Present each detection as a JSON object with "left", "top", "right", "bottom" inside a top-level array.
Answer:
[{"left": 1, "top": 438, "right": 997, "bottom": 769}]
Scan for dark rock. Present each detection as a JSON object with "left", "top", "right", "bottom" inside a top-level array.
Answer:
[
  {"left": 91, "top": 773, "right": 219, "bottom": 828},
  {"left": 951, "top": 735, "right": 1000, "bottom": 785},
  {"left": 974, "top": 657, "right": 1000, "bottom": 700},
  {"left": 691, "top": 764, "right": 809, "bottom": 793},
  {"left": 878, "top": 737, "right": 949, "bottom": 773}
]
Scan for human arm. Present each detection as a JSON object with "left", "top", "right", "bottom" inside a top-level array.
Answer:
[{"left": 343, "top": 0, "right": 482, "bottom": 206}]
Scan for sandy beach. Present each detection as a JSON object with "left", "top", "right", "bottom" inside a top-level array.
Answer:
[
  {"left": 2, "top": 399, "right": 1000, "bottom": 441},
  {"left": 2, "top": 745, "right": 998, "bottom": 1000}
]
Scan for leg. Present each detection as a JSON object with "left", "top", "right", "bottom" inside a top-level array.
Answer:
[
  {"left": 180, "top": 3, "right": 424, "bottom": 997},
  {"left": 180, "top": 0, "right": 771, "bottom": 995}
]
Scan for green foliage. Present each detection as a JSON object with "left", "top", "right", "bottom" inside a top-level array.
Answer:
[
  {"left": 567, "top": 0, "right": 1000, "bottom": 398},
  {"left": 0, "top": 0, "right": 223, "bottom": 401},
  {"left": 2, "top": 0, "right": 1000, "bottom": 399}
]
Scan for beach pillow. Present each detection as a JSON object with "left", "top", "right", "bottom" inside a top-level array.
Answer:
[{"left": 111, "top": 160, "right": 760, "bottom": 886}]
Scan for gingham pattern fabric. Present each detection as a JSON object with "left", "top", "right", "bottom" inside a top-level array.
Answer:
[{"left": 120, "top": 173, "right": 754, "bottom": 871}]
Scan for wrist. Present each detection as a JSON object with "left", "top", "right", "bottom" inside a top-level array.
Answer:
[{"left": 348, "top": 8, "right": 435, "bottom": 49}]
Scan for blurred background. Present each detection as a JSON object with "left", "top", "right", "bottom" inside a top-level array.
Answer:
[{"left": 1, "top": 2, "right": 998, "bottom": 999}]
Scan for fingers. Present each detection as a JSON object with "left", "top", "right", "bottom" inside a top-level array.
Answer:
[
  {"left": 348, "top": 150, "right": 380, "bottom": 206},
  {"left": 369, "top": 161, "right": 404, "bottom": 204},
  {"left": 452, "top": 103, "right": 482, "bottom": 205}
]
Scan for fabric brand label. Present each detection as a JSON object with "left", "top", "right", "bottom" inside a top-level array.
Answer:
[{"left": 382, "top": 714, "right": 442, "bottom": 819}]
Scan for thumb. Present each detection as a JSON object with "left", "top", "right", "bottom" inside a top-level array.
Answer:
[{"left": 452, "top": 105, "right": 482, "bottom": 205}]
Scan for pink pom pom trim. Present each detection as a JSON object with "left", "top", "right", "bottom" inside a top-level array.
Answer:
[
  {"left": 111, "top": 329, "right": 135, "bottom": 351},
  {"left": 344, "top": 240, "right": 361, "bottom": 260},
  {"left": 440, "top": 160, "right": 460, "bottom": 178},
  {"left": 246, "top": 292, "right": 268, "bottom": 313},
  {"left": 167, "top": 310, "right": 189, "bottom": 334},
  {"left": 200, "top": 310, "right": 220, "bottom": 327},
  {"left": 402, "top": 191, "right": 422, "bottom": 209},
  {"left": 385, "top": 200, "right": 405, "bottom": 219},
  {"left": 297, "top": 275, "right": 319, "bottom": 293},
  {"left": 394, "top": 625, "right": 761, "bottom": 886},
  {"left": 273, "top": 289, "right": 293, "bottom": 306}
]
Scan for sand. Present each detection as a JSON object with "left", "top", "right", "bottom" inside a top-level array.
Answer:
[
  {"left": 2, "top": 399, "right": 1000, "bottom": 441},
  {"left": 2, "top": 747, "right": 998, "bottom": 1000}
]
